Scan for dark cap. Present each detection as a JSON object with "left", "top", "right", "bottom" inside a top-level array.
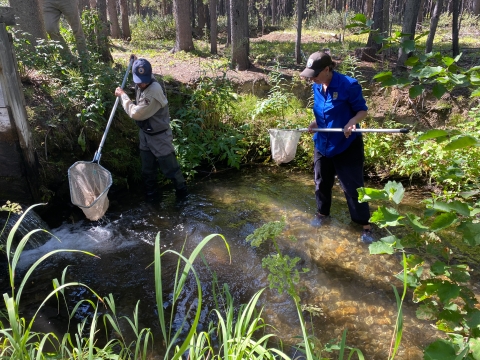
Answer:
[
  {"left": 132, "top": 58, "right": 152, "bottom": 84},
  {"left": 300, "top": 52, "right": 333, "bottom": 78}
]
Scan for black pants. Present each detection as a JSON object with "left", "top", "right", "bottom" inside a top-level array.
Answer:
[
  {"left": 313, "top": 136, "right": 370, "bottom": 226},
  {"left": 140, "top": 150, "right": 186, "bottom": 194}
]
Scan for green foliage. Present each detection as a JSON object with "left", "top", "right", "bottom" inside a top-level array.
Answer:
[{"left": 130, "top": 14, "right": 176, "bottom": 44}]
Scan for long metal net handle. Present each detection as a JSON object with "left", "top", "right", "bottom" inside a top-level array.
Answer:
[
  {"left": 93, "top": 55, "right": 135, "bottom": 164},
  {"left": 295, "top": 128, "right": 411, "bottom": 133}
]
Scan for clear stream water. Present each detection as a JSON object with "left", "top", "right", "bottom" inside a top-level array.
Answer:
[{"left": 7, "top": 167, "right": 443, "bottom": 359}]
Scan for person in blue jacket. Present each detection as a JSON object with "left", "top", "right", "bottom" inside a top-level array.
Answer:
[{"left": 300, "top": 51, "right": 374, "bottom": 244}]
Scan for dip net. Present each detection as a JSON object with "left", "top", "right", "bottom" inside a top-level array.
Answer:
[
  {"left": 68, "top": 161, "right": 112, "bottom": 221},
  {"left": 268, "top": 129, "right": 302, "bottom": 164}
]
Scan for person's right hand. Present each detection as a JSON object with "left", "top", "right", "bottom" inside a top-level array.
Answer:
[{"left": 115, "top": 87, "right": 125, "bottom": 97}]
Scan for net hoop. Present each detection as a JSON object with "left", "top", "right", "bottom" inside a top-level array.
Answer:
[{"left": 268, "top": 129, "right": 302, "bottom": 164}]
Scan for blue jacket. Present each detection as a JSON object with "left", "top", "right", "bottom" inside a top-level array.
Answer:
[{"left": 312, "top": 71, "right": 368, "bottom": 157}]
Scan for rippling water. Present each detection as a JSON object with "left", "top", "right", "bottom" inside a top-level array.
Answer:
[{"left": 13, "top": 167, "right": 441, "bottom": 359}]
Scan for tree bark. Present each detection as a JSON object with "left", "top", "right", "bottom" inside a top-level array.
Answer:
[
  {"left": 365, "top": 0, "right": 374, "bottom": 18},
  {"left": 8, "top": 0, "right": 46, "bottom": 46},
  {"left": 425, "top": 0, "right": 443, "bottom": 52},
  {"left": 295, "top": 0, "right": 303, "bottom": 64},
  {"left": 226, "top": 0, "right": 231, "bottom": 46},
  {"left": 119, "top": 0, "right": 130, "bottom": 39},
  {"left": 196, "top": 0, "right": 206, "bottom": 36},
  {"left": 173, "top": 0, "right": 194, "bottom": 52},
  {"left": 96, "top": 0, "right": 113, "bottom": 62},
  {"left": 107, "top": 0, "right": 120, "bottom": 38},
  {"left": 210, "top": 0, "right": 218, "bottom": 54},
  {"left": 397, "top": 0, "right": 421, "bottom": 68},
  {"left": 474, "top": 0, "right": 480, "bottom": 15},
  {"left": 230, "top": 0, "right": 249, "bottom": 70},
  {"left": 452, "top": 0, "right": 460, "bottom": 56},
  {"left": 90, "top": 0, "right": 97, "bottom": 8}
]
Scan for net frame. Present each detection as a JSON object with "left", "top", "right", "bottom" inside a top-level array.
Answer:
[{"left": 68, "top": 161, "right": 112, "bottom": 221}]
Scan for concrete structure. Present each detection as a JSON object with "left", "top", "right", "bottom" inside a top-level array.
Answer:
[{"left": 0, "top": 7, "right": 40, "bottom": 205}]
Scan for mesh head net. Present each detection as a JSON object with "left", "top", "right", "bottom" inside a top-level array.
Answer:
[
  {"left": 268, "top": 129, "right": 302, "bottom": 164},
  {"left": 68, "top": 161, "right": 112, "bottom": 221}
]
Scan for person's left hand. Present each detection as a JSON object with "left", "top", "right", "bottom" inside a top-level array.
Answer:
[{"left": 344, "top": 120, "right": 357, "bottom": 138}]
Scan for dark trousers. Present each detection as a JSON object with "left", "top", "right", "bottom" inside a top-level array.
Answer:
[
  {"left": 140, "top": 150, "right": 186, "bottom": 194},
  {"left": 313, "top": 136, "right": 370, "bottom": 226}
]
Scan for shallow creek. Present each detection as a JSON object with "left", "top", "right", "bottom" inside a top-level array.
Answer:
[{"left": 14, "top": 167, "right": 444, "bottom": 359}]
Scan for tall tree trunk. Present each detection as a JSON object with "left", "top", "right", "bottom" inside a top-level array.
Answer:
[
  {"left": 96, "top": 0, "right": 113, "bottom": 62},
  {"left": 196, "top": 0, "right": 206, "bottom": 36},
  {"left": 107, "top": 0, "right": 120, "bottom": 38},
  {"left": 365, "top": 0, "right": 374, "bottom": 18},
  {"left": 452, "top": 0, "right": 461, "bottom": 56},
  {"left": 366, "top": 0, "right": 385, "bottom": 49},
  {"left": 474, "top": 0, "right": 480, "bottom": 14},
  {"left": 173, "top": 0, "right": 194, "bottom": 52},
  {"left": 9, "top": 0, "right": 46, "bottom": 46},
  {"left": 295, "top": 0, "right": 303, "bottom": 64},
  {"left": 425, "top": 0, "right": 443, "bottom": 52},
  {"left": 135, "top": 0, "right": 140, "bottom": 15},
  {"left": 119, "top": 0, "right": 130, "bottom": 39},
  {"left": 210, "top": 0, "right": 218, "bottom": 54},
  {"left": 90, "top": 0, "right": 97, "bottom": 8},
  {"left": 226, "top": 0, "right": 231, "bottom": 46},
  {"left": 417, "top": 0, "right": 426, "bottom": 24},
  {"left": 271, "top": 0, "right": 277, "bottom": 25},
  {"left": 397, "top": 0, "right": 421, "bottom": 68},
  {"left": 230, "top": 0, "right": 249, "bottom": 70}
]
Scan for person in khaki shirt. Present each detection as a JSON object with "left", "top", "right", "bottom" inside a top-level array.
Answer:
[{"left": 115, "top": 58, "right": 188, "bottom": 203}]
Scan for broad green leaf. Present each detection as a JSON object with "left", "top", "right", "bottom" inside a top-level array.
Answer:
[
  {"left": 442, "top": 56, "right": 455, "bottom": 67},
  {"left": 424, "top": 339, "right": 457, "bottom": 360},
  {"left": 437, "top": 282, "right": 461, "bottom": 303},
  {"left": 418, "top": 66, "right": 444, "bottom": 79},
  {"left": 372, "top": 71, "right": 392, "bottom": 81},
  {"left": 432, "top": 83, "right": 448, "bottom": 99},
  {"left": 457, "top": 221, "right": 480, "bottom": 246},
  {"left": 405, "top": 213, "right": 429, "bottom": 233},
  {"left": 433, "top": 200, "right": 470, "bottom": 217},
  {"left": 380, "top": 235, "right": 397, "bottom": 244},
  {"left": 357, "top": 187, "right": 388, "bottom": 202},
  {"left": 409, "top": 85, "right": 424, "bottom": 98},
  {"left": 382, "top": 77, "right": 399, "bottom": 86},
  {"left": 472, "top": 87, "right": 480, "bottom": 97},
  {"left": 470, "top": 74, "right": 480, "bottom": 85},
  {"left": 469, "top": 338, "right": 480, "bottom": 360},
  {"left": 444, "top": 136, "right": 479, "bottom": 150},
  {"left": 416, "top": 303, "right": 438, "bottom": 320},
  {"left": 417, "top": 129, "right": 448, "bottom": 140},
  {"left": 370, "top": 206, "right": 404, "bottom": 227},
  {"left": 431, "top": 261, "right": 447, "bottom": 275},
  {"left": 429, "top": 212, "right": 457, "bottom": 231},
  {"left": 349, "top": 13, "right": 367, "bottom": 23},
  {"left": 449, "top": 265, "right": 470, "bottom": 283},
  {"left": 450, "top": 73, "right": 468, "bottom": 85},
  {"left": 369, "top": 240, "right": 394, "bottom": 254},
  {"left": 404, "top": 56, "right": 419, "bottom": 66},
  {"left": 401, "top": 39, "right": 415, "bottom": 53},
  {"left": 384, "top": 181, "right": 405, "bottom": 204}
]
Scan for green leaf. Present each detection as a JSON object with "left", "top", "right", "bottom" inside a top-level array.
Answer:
[
  {"left": 369, "top": 240, "right": 394, "bottom": 254},
  {"left": 401, "top": 39, "right": 415, "bottom": 53},
  {"left": 384, "top": 181, "right": 405, "bottom": 204},
  {"left": 357, "top": 187, "right": 388, "bottom": 202},
  {"left": 444, "top": 136, "right": 479, "bottom": 150},
  {"left": 432, "top": 83, "right": 448, "bottom": 99},
  {"left": 416, "top": 303, "right": 438, "bottom": 321},
  {"left": 472, "top": 87, "right": 480, "bottom": 97},
  {"left": 418, "top": 66, "right": 444, "bottom": 79},
  {"left": 424, "top": 339, "right": 457, "bottom": 360},
  {"left": 441, "top": 56, "right": 455, "bottom": 67},
  {"left": 370, "top": 206, "right": 404, "bottom": 227},
  {"left": 433, "top": 200, "right": 470, "bottom": 217},
  {"left": 406, "top": 213, "right": 429, "bottom": 233},
  {"left": 437, "top": 282, "right": 461, "bottom": 303},
  {"left": 429, "top": 212, "right": 457, "bottom": 232},
  {"left": 404, "top": 56, "right": 419, "bottom": 66},
  {"left": 417, "top": 129, "right": 449, "bottom": 140},
  {"left": 373, "top": 71, "right": 393, "bottom": 81},
  {"left": 469, "top": 338, "right": 480, "bottom": 360},
  {"left": 457, "top": 221, "right": 480, "bottom": 246},
  {"left": 409, "top": 85, "right": 424, "bottom": 98}
]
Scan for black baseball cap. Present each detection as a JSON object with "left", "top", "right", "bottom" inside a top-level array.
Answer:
[{"left": 300, "top": 52, "right": 333, "bottom": 78}]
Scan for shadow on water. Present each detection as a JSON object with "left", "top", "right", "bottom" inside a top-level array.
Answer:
[{"left": 7, "top": 166, "right": 442, "bottom": 359}]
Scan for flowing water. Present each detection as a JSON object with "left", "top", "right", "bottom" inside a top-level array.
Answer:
[{"left": 7, "top": 167, "right": 442, "bottom": 359}]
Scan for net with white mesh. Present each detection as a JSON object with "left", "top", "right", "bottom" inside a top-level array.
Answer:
[
  {"left": 268, "top": 129, "right": 302, "bottom": 164},
  {"left": 68, "top": 161, "right": 112, "bottom": 221}
]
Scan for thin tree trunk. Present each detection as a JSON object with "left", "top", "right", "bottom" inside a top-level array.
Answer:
[
  {"left": 90, "top": 0, "right": 97, "bottom": 8},
  {"left": 210, "top": 0, "right": 218, "bottom": 54},
  {"left": 474, "top": 0, "right": 480, "bottom": 14},
  {"left": 226, "top": 0, "right": 231, "bottom": 46},
  {"left": 119, "top": 0, "right": 130, "bottom": 39},
  {"left": 196, "top": 0, "right": 206, "bottom": 36},
  {"left": 9, "top": 0, "right": 46, "bottom": 46},
  {"left": 452, "top": 0, "right": 461, "bottom": 56},
  {"left": 365, "top": 0, "right": 374, "bottom": 18},
  {"left": 96, "top": 0, "right": 113, "bottom": 62},
  {"left": 295, "top": 0, "right": 303, "bottom": 64},
  {"left": 107, "top": 0, "right": 120, "bottom": 38},
  {"left": 425, "top": 0, "right": 443, "bottom": 52},
  {"left": 135, "top": 0, "right": 140, "bottom": 15}
]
